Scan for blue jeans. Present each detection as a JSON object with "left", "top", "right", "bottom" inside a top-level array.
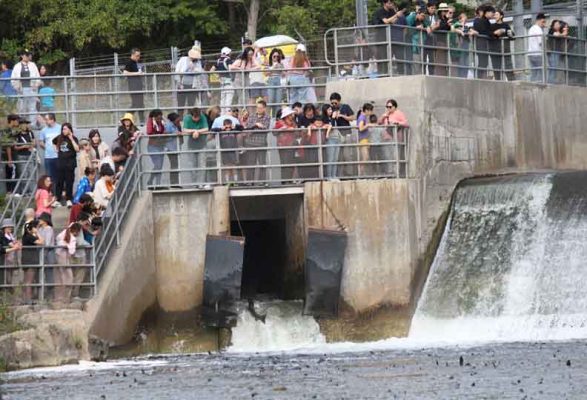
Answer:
[
  {"left": 267, "top": 76, "right": 282, "bottom": 115},
  {"left": 548, "top": 53, "right": 561, "bottom": 84},
  {"left": 44, "top": 158, "right": 58, "bottom": 196},
  {"left": 288, "top": 75, "right": 310, "bottom": 105},
  {"left": 147, "top": 144, "right": 165, "bottom": 186},
  {"left": 325, "top": 137, "right": 341, "bottom": 178},
  {"left": 529, "top": 55, "right": 543, "bottom": 83}
]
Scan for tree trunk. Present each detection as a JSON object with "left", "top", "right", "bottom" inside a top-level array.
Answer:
[
  {"left": 228, "top": 2, "right": 236, "bottom": 33},
  {"left": 247, "top": 0, "right": 260, "bottom": 41}
]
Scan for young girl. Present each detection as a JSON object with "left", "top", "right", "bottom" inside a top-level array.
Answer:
[
  {"left": 302, "top": 115, "right": 331, "bottom": 180},
  {"left": 54, "top": 222, "right": 81, "bottom": 303},
  {"left": 357, "top": 103, "right": 374, "bottom": 176},
  {"left": 74, "top": 167, "right": 96, "bottom": 204},
  {"left": 78, "top": 138, "right": 94, "bottom": 179},
  {"left": 93, "top": 164, "right": 115, "bottom": 210},
  {"left": 88, "top": 129, "right": 111, "bottom": 167},
  {"left": 35, "top": 175, "right": 56, "bottom": 216},
  {"left": 22, "top": 220, "right": 44, "bottom": 302}
]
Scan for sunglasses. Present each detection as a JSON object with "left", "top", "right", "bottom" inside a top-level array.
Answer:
[
  {"left": 386, "top": 105, "right": 394, "bottom": 109},
  {"left": 331, "top": 102, "right": 339, "bottom": 106}
]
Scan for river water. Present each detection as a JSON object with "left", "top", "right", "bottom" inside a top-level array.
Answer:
[
  {"left": 2, "top": 340, "right": 586, "bottom": 399},
  {"left": 4, "top": 172, "right": 587, "bottom": 398}
]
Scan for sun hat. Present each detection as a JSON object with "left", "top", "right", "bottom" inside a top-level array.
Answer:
[
  {"left": 296, "top": 43, "right": 307, "bottom": 52},
  {"left": 438, "top": 3, "right": 450, "bottom": 11},
  {"left": 280, "top": 107, "right": 296, "bottom": 119},
  {"left": 188, "top": 46, "right": 202, "bottom": 59},
  {"left": 221, "top": 47, "right": 232, "bottom": 56},
  {"left": 1, "top": 218, "right": 15, "bottom": 230},
  {"left": 38, "top": 212, "right": 53, "bottom": 227},
  {"left": 120, "top": 113, "right": 135, "bottom": 125}
]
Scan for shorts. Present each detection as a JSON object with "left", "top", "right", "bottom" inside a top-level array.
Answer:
[
  {"left": 359, "top": 138, "right": 370, "bottom": 145},
  {"left": 249, "top": 82, "right": 267, "bottom": 99},
  {"left": 220, "top": 134, "right": 238, "bottom": 165}
]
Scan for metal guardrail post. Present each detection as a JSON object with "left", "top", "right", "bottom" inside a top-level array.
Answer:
[
  {"left": 333, "top": 30, "right": 340, "bottom": 78},
  {"left": 153, "top": 74, "right": 159, "bottom": 109},
  {"left": 387, "top": 25, "right": 393, "bottom": 77},
  {"left": 542, "top": 32, "right": 548, "bottom": 84},
  {"left": 317, "top": 128, "right": 324, "bottom": 180},
  {"left": 64, "top": 76, "right": 71, "bottom": 122},
  {"left": 91, "top": 246, "right": 97, "bottom": 296},
  {"left": 215, "top": 133, "right": 222, "bottom": 184},
  {"left": 39, "top": 248, "right": 45, "bottom": 302}
]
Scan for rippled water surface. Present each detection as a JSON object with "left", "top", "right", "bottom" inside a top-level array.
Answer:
[{"left": 2, "top": 340, "right": 586, "bottom": 399}]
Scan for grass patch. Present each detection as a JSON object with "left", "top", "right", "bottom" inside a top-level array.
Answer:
[{"left": 0, "top": 294, "right": 24, "bottom": 336}]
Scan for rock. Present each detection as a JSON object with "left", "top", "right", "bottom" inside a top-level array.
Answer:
[
  {"left": 89, "top": 335, "right": 109, "bottom": 362},
  {"left": 0, "top": 308, "right": 90, "bottom": 371}
]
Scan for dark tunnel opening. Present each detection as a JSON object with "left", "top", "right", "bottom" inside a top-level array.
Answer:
[{"left": 231, "top": 219, "right": 287, "bottom": 299}]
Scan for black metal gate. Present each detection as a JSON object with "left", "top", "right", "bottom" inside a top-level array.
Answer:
[
  {"left": 303, "top": 228, "right": 347, "bottom": 317},
  {"left": 201, "top": 234, "right": 245, "bottom": 328}
]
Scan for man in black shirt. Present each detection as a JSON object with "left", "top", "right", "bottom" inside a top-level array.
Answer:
[
  {"left": 372, "top": 0, "right": 396, "bottom": 75},
  {"left": 123, "top": 48, "right": 144, "bottom": 122},
  {"left": 472, "top": 5, "right": 494, "bottom": 79},
  {"left": 329, "top": 92, "right": 356, "bottom": 177},
  {"left": 490, "top": 9, "right": 515, "bottom": 81}
]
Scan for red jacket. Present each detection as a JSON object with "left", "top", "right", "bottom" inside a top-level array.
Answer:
[{"left": 274, "top": 120, "right": 298, "bottom": 147}]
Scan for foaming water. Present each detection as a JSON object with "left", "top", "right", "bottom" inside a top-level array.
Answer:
[
  {"left": 411, "top": 172, "right": 587, "bottom": 343},
  {"left": 228, "top": 300, "right": 326, "bottom": 352}
]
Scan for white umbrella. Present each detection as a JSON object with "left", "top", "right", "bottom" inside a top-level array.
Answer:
[{"left": 253, "top": 35, "right": 298, "bottom": 48}]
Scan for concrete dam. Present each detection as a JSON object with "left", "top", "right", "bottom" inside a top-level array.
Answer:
[{"left": 84, "top": 76, "right": 587, "bottom": 352}]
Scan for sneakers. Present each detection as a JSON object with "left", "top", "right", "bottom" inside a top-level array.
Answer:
[{"left": 66, "top": 200, "right": 73, "bottom": 208}]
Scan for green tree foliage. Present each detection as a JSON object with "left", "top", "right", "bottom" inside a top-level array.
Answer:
[{"left": 0, "top": 0, "right": 225, "bottom": 65}]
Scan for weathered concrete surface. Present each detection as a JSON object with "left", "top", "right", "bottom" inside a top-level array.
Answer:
[
  {"left": 152, "top": 187, "right": 229, "bottom": 312},
  {"left": 326, "top": 76, "right": 587, "bottom": 310},
  {"left": 304, "top": 180, "right": 418, "bottom": 311},
  {"left": 86, "top": 193, "right": 157, "bottom": 345}
]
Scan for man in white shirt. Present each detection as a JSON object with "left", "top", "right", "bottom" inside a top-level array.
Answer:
[
  {"left": 11, "top": 50, "right": 41, "bottom": 120},
  {"left": 527, "top": 13, "right": 547, "bottom": 82}
]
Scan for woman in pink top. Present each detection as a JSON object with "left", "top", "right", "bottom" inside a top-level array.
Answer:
[
  {"left": 54, "top": 222, "right": 81, "bottom": 303},
  {"left": 287, "top": 44, "right": 313, "bottom": 105},
  {"left": 378, "top": 99, "right": 409, "bottom": 143},
  {"left": 34, "top": 175, "right": 56, "bottom": 217}
]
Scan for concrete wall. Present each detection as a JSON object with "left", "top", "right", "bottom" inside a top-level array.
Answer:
[
  {"left": 325, "top": 77, "right": 587, "bottom": 311},
  {"left": 304, "top": 180, "right": 419, "bottom": 311},
  {"left": 152, "top": 187, "right": 229, "bottom": 312},
  {"left": 86, "top": 193, "right": 157, "bottom": 345}
]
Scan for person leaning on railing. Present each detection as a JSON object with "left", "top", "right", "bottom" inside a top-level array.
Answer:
[
  {"left": 0, "top": 218, "right": 22, "bottom": 288},
  {"left": 547, "top": 20, "right": 570, "bottom": 84},
  {"left": 433, "top": 3, "right": 452, "bottom": 77},
  {"left": 449, "top": 12, "right": 471, "bottom": 78},
  {"left": 182, "top": 107, "right": 210, "bottom": 188},
  {"left": 244, "top": 100, "right": 271, "bottom": 184},
  {"left": 273, "top": 107, "right": 299, "bottom": 183},
  {"left": 490, "top": 9, "right": 516, "bottom": 82},
  {"left": 54, "top": 222, "right": 81, "bottom": 303},
  {"left": 471, "top": 4, "right": 496, "bottom": 80},
  {"left": 21, "top": 219, "right": 43, "bottom": 303},
  {"left": 528, "top": 13, "right": 547, "bottom": 83}
]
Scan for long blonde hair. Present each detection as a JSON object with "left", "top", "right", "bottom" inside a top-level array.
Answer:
[{"left": 292, "top": 51, "right": 309, "bottom": 68}]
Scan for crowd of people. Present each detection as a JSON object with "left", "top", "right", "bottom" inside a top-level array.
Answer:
[{"left": 367, "top": 0, "right": 583, "bottom": 83}]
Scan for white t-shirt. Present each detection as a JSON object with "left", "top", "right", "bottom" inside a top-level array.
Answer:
[{"left": 528, "top": 24, "right": 544, "bottom": 54}]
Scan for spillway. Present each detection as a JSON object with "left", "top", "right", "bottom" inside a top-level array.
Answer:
[{"left": 410, "top": 172, "right": 587, "bottom": 343}]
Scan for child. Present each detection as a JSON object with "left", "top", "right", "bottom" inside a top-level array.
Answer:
[
  {"left": 213, "top": 119, "right": 239, "bottom": 183},
  {"left": 38, "top": 80, "right": 56, "bottom": 112},
  {"left": 78, "top": 138, "right": 94, "bottom": 179},
  {"left": 357, "top": 103, "right": 374, "bottom": 176},
  {"left": 54, "top": 223, "right": 81, "bottom": 303},
  {"left": 73, "top": 169, "right": 96, "bottom": 205},
  {"left": 302, "top": 117, "right": 331, "bottom": 180}
]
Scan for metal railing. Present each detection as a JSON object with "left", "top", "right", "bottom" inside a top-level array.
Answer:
[
  {"left": 0, "top": 67, "right": 332, "bottom": 129},
  {"left": 93, "top": 151, "right": 142, "bottom": 277},
  {"left": 0, "top": 151, "right": 39, "bottom": 232},
  {"left": 324, "top": 24, "right": 587, "bottom": 86},
  {"left": 0, "top": 245, "right": 95, "bottom": 304},
  {"left": 135, "top": 125, "right": 409, "bottom": 189}
]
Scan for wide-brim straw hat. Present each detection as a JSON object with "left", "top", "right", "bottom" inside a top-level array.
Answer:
[
  {"left": 438, "top": 2, "right": 450, "bottom": 11},
  {"left": 188, "top": 47, "right": 202, "bottom": 59}
]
